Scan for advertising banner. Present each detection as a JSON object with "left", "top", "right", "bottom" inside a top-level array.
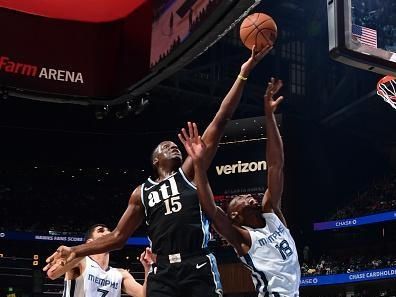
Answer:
[
  {"left": 208, "top": 139, "right": 267, "bottom": 195},
  {"left": 300, "top": 267, "right": 396, "bottom": 286},
  {"left": 0, "top": 231, "right": 149, "bottom": 246},
  {"left": 314, "top": 211, "right": 396, "bottom": 231}
]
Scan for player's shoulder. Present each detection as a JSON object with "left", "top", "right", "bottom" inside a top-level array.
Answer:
[
  {"left": 117, "top": 268, "right": 134, "bottom": 279},
  {"left": 65, "top": 257, "right": 86, "bottom": 279},
  {"left": 262, "top": 211, "right": 278, "bottom": 220},
  {"left": 262, "top": 212, "right": 284, "bottom": 226},
  {"left": 73, "top": 256, "right": 87, "bottom": 271},
  {"left": 129, "top": 185, "right": 143, "bottom": 201}
]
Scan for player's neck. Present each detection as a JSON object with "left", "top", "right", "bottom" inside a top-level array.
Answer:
[
  {"left": 155, "top": 158, "right": 182, "bottom": 181},
  {"left": 156, "top": 165, "right": 178, "bottom": 181},
  {"left": 249, "top": 212, "right": 266, "bottom": 228},
  {"left": 90, "top": 253, "right": 110, "bottom": 271}
]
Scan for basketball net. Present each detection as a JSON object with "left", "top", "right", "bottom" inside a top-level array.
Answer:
[{"left": 377, "top": 75, "right": 396, "bottom": 110}]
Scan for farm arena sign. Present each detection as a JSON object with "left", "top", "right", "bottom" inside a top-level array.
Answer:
[{"left": 0, "top": 55, "right": 84, "bottom": 84}]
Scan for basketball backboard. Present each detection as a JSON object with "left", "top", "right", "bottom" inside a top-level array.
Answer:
[{"left": 328, "top": 0, "right": 396, "bottom": 76}]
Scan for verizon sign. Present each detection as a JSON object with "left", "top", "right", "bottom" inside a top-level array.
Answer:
[
  {"left": 215, "top": 160, "right": 267, "bottom": 175},
  {"left": 208, "top": 139, "right": 267, "bottom": 194},
  {"left": 0, "top": 55, "right": 84, "bottom": 84}
]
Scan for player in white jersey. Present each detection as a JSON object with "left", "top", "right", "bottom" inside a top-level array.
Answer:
[
  {"left": 178, "top": 78, "right": 300, "bottom": 297},
  {"left": 46, "top": 224, "right": 152, "bottom": 297}
]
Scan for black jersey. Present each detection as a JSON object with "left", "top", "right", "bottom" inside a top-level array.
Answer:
[{"left": 141, "top": 168, "right": 210, "bottom": 255}]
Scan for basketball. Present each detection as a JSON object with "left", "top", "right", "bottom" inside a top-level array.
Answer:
[{"left": 240, "top": 13, "right": 277, "bottom": 51}]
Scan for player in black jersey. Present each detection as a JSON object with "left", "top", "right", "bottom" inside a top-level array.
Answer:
[{"left": 44, "top": 44, "right": 273, "bottom": 297}]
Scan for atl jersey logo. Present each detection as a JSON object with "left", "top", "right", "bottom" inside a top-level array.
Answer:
[{"left": 147, "top": 176, "right": 182, "bottom": 215}]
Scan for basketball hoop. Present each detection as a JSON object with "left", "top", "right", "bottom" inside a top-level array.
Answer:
[{"left": 377, "top": 75, "right": 396, "bottom": 110}]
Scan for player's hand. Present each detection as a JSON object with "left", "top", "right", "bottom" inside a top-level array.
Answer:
[
  {"left": 264, "top": 77, "right": 284, "bottom": 114},
  {"left": 139, "top": 247, "right": 155, "bottom": 271},
  {"left": 43, "top": 245, "right": 76, "bottom": 272},
  {"left": 240, "top": 44, "right": 273, "bottom": 77},
  {"left": 178, "top": 122, "right": 206, "bottom": 163}
]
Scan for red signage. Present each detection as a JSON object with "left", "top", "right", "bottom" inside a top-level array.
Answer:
[{"left": 0, "top": 0, "right": 152, "bottom": 100}]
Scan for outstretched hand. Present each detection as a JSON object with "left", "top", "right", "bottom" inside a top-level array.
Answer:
[
  {"left": 178, "top": 122, "right": 206, "bottom": 163},
  {"left": 43, "top": 245, "right": 76, "bottom": 272},
  {"left": 139, "top": 247, "right": 155, "bottom": 271},
  {"left": 240, "top": 44, "right": 273, "bottom": 77},
  {"left": 264, "top": 77, "right": 284, "bottom": 114}
]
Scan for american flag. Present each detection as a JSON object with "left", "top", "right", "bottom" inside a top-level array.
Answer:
[{"left": 352, "top": 24, "right": 377, "bottom": 48}]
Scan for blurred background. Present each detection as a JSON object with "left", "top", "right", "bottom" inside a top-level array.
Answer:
[{"left": 1, "top": 0, "right": 396, "bottom": 296}]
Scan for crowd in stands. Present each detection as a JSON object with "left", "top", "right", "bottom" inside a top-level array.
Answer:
[
  {"left": 352, "top": 0, "right": 396, "bottom": 51},
  {"left": 301, "top": 254, "right": 396, "bottom": 276},
  {"left": 332, "top": 174, "right": 396, "bottom": 220},
  {"left": 0, "top": 164, "right": 147, "bottom": 234},
  {"left": 150, "top": 0, "right": 223, "bottom": 67}
]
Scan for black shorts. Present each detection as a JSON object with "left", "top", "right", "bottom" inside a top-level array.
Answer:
[{"left": 147, "top": 253, "right": 223, "bottom": 297}]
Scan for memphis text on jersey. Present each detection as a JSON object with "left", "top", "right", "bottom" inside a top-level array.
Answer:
[
  {"left": 88, "top": 274, "right": 119, "bottom": 289},
  {"left": 0, "top": 55, "right": 84, "bottom": 84}
]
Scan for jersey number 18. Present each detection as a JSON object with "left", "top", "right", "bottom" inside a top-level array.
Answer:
[{"left": 275, "top": 240, "right": 293, "bottom": 260}]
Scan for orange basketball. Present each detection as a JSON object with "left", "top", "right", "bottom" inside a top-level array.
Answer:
[{"left": 240, "top": 13, "right": 277, "bottom": 51}]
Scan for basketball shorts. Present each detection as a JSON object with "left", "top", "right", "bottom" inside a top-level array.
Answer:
[{"left": 147, "top": 252, "right": 223, "bottom": 297}]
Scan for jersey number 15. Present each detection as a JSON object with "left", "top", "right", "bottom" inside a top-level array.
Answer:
[{"left": 164, "top": 196, "right": 182, "bottom": 215}]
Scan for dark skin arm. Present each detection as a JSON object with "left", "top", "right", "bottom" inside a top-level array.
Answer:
[
  {"left": 179, "top": 123, "right": 251, "bottom": 256},
  {"left": 261, "top": 78, "right": 287, "bottom": 227},
  {"left": 181, "top": 45, "right": 273, "bottom": 180},
  {"left": 44, "top": 186, "right": 145, "bottom": 271}
]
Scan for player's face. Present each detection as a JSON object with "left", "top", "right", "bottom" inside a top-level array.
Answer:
[
  {"left": 91, "top": 226, "right": 110, "bottom": 240},
  {"left": 233, "top": 194, "right": 260, "bottom": 210},
  {"left": 156, "top": 141, "right": 183, "bottom": 161},
  {"left": 229, "top": 194, "right": 260, "bottom": 225}
]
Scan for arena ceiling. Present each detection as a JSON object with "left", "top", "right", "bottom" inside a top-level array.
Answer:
[{"left": 0, "top": 0, "right": 395, "bottom": 169}]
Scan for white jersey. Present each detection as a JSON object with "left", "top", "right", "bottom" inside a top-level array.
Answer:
[
  {"left": 240, "top": 213, "right": 300, "bottom": 297},
  {"left": 63, "top": 256, "right": 123, "bottom": 297}
]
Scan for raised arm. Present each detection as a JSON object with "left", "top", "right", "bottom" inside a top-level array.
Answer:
[
  {"left": 178, "top": 123, "right": 251, "bottom": 256},
  {"left": 44, "top": 187, "right": 145, "bottom": 270},
  {"left": 261, "top": 78, "right": 287, "bottom": 226},
  {"left": 182, "top": 45, "right": 273, "bottom": 179},
  {"left": 120, "top": 247, "right": 153, "bottom": 297}
]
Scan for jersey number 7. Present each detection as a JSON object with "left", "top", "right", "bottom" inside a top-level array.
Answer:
[{"left": 97, "top": 288, "right": 109, "bottom": 297}]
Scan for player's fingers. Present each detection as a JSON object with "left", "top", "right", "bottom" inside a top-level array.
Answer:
[
  {"left": 178, "top": 133, "right": 186, "bottom": 145},
  {"left": 181, "top": 128, "right": 190, "bottom": 143},
  {"left": 43, "top": 263, "right": 51, "bottom": 271},
  {"left": 269, "top": 77, "right": 281, "bottom": 95},
  {"left": 187, "top": 122, "right": 194, "bottom": 139},
  {"left": 265, "top": 81, "right": 273, "bottom": 98},
  {"left": 139, "top": 251, "right": 145, "bottom": 262},
  {"left": 251, "top": 45, "right": 256, "bottom": 58},
  {"left": 66, "top": 253, "right": 75, "bottom": 263},
  {"left": 273, "top": 79, "right": 283, "bottom": 94},
  {"left": 48, "top": 262, "right": 61, "bottom": 273},
  {"left": 274, "top": 96, "right": 284, "bottom": 106},
  {"left": 258, "top": 44, "right": 273, "bottom": 57},
  {"left": 45, "top": 252, "right": 57, "bottom": 263},
  {"left": 192, "top": 123, "right": 199, "bottom": 141}
]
